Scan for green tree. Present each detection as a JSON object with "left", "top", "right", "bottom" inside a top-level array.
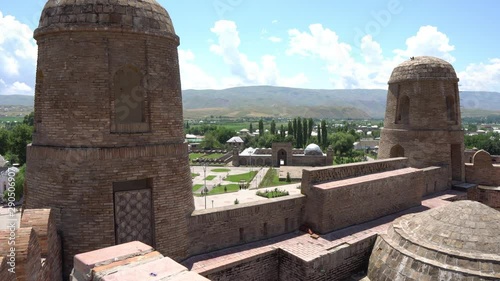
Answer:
[
  {"left": 307, "top": 118, "right": 314, "bottom": 141},
  {"left": 0, "top": 128, "right": 10, "bottom": 156},
  {"left": 249, "top": 123, "right": 254, "bottom": 134},
  {"left": 297, "top": 118, "right": 303, "bottom": 148},
  {"left": 258, "top": 119, "right": 264, "bottom": 136},
  {"left": 303, "top": 120, "right": 308, "bottom": 144},
  {"left": 280, "top": 124, "right": 285, "bottom": 138},
  {"left": 270, "top": 120, "right": 276, "bottom": 135},
  {"left": 293, "top": 118, "right": 298, "bottom": 140},
  {"left": 200, "top": 132, "right": 221, "bottom": 150},
  {"left": 329, "top": 132, "right": 355, "bottom": 156},
  {"left": 9, "top": 124, "right": 33, "bottom": 165},
  {"left": 287, "top": 121, "right": 293, "bottom": 137},
  {"left": 317, "top": 126, "right": 322, "bottom": 146},
  {"left": 23, "top": 112, "right": 34, "bottom": 126},
  {"left": 321, "top": 120, "right": 328, "bottom": 148}
]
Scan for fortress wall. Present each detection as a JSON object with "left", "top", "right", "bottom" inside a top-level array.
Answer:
[
  {"left": 188, "top": 195, "right": 304, "bottom": 256},
  {"left": 292, "top": 155, "right": 330, "bottom": 166},
  {"left": 202, "top": 251, "right": 279, "bottom": 281},
  {"left": 421, "top": 166, "right": 450, "bottom": 196},
  {"left": 301, "top": 158, "right": 408, "bottom": 189},
  {"left": 304, "top": 168, "right": 423, "bottom": 234},
  {"left": 465, "top": 150, "right": 500, "bottom": 186}
]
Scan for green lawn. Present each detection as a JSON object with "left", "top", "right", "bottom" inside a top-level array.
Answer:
[
  {"left": 225, "top": 171, "right": 258, "bottom": 183},
  {"left": 0, "top": 117, "right": 23, "bottom": 123},
  {"left": 211, "top": 168, "right": 231, "bottom": 173},
  {"left": 192, "top": 184, "right": 204, "bottom": 192},
  {"left": 205, "top": 175, "right": 216, "bottom": 181},
  {"left": 189, "top": 153, "right": 225, "bottom": 162},
  {"left": 191, "top": 173, "right": 200, "bottom": 178},
  {"left": 207, "top": 184, "right": 240, "bottom": 195},
  {"left": 189, "top": 153, "right": 204, "bottom": 161},
  {"left": 259, "top": 168, "right": 297, "bottom": 188}
]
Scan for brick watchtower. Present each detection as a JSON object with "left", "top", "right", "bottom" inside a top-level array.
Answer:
[
  {"left": 25, "top": 0, "right": 194, "bottom": 276},
  {"left": 378, "top": 56, "right": 464, "bottom": 183}
]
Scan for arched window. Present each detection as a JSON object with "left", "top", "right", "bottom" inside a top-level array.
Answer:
[
  {"left": 396, "top": 95, "right": 410, "bottom": 124},
  {"left": 113, "top": 66, "right": 145, "bottom": 124},
  {"left": 446, "top": 95, "right": 456, "bottom": 122},
  {"left": 390, "top": 144, "right": 405, "bottom": 158}
]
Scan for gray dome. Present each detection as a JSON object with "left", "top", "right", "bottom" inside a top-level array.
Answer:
[
  {"left": 304, "top": 144, "right": 323, "bottom": 156},
  {"left": 389, "top": 56, "right": 458, "bottom": 83},
  {"left": 36, "top": 0, "right": 176, "bottom": 38}
]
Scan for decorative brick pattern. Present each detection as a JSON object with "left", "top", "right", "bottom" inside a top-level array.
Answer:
[{"left": 114, "top": 189, "right": 153, "bottom": 246}]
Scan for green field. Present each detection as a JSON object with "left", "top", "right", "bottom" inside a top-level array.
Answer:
[
  {"left": 189, "top": 153, "right": 225, "bottom": 162},
  {"left": 225, "top": 171, "right": 257, "bottom": 183},
  {"left": 0, "top": 117, "right": 23, "bottom": 123},
  {"left": 205, "top": 175, "right": 216, "bottom": 181}
]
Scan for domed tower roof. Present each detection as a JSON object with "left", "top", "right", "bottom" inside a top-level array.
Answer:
[
  {"left": 389, "top": 56, "right": 459, "bottom": 84},
  {"left": 304, "top": 144, "right": 323, "bottom": 156},
  {"left": 368, "top": 201, "right": 500, "bottom": 280},
  {"left": 35, "top": 0, "right": 176, "bottom": 39}
]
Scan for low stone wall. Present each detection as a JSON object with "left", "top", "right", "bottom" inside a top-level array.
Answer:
[
  {"left": 421, "top": 166, "right": 450, "bottom": 196},
  {"left": 465, "top": 150, "right": 500, "bottom": 186},
  {"left": 0, "top": 208, "right": 62, "bottom": 281},
  {"left": 304, "top": 168, "right": 423, "bottom": 234},
  {"left": 468, "top": 186, "right": 500, "bottom": 210},
  {"left": 189, "top": 195, "right": 305, "bottom": 256},
  {"left": 302, "top": 157, "right": 408, "bottom": 188}
]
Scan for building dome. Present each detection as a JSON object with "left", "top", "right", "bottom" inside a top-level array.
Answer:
[
  {"left": 304, "top": 144, "right": 323, "bottom": 156},
  {"left": 36, "top": 0, "right": 176, "bottom": 38},
  {"left": 368, "top": 201, "right": 500, "bottom": 280},
  {"left": 389, "top": 56, "right": 458, "bottom": 84}
]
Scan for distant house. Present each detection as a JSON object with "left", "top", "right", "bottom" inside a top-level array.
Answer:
[
  {"left": 227, "top": 136, "right": 245, "bottom": 150},
  {"left": 239, "top": 129, "right": 250, "bottom": 135},
  {"left": 354, "top": 139, "right": 380, "bottom": 151}
]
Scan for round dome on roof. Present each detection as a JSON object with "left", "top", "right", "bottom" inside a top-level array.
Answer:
[
  {"left": 389, "top": 56, "right": 458, "bottom": 83},
  {"left": 36, "top": 0, "right": 175, "bottom": 38},
  {"left": 368, "top": 201, "right": 500, "bottom": 281},
  {"left": 304, "top": 144, "right": 323, "bottom": 156}
]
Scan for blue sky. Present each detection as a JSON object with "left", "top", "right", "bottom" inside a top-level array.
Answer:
[{"left": 1, "top": 0, "right": 499, "bottom": 94}]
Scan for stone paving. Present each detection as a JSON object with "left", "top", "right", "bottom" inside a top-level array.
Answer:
[
  {"left": 183, "top": 190, "right": 465, "bottom": 273},
  {"left": 0, "top": 206, "right": 21, "bottom": 230}
]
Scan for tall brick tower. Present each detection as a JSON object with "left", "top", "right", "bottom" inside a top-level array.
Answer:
[
  {"left": 378, "top": 56, "right": 464, "bottom": 183},
  {"left": 25, "top": 0, "right": 194, "bottom": 276}
]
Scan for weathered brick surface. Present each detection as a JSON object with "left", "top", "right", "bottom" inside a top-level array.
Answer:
[
  {"left": 20, "top": 209, "right": 62, "bottom": 281},
  {"left": 379, "top": 56, "right": 464, "bottom": 182},
  {"left": 0, "top": 228, "right": 42, "bottom": 281},
  {"left": 0, "top": 257, "right": 15, "bottom": 281},
  {"left": 188, "top": 195, "right": 304, "bottom": 256},
  {"left": 304, "top": 168, "right": 423, "bottom": 234},
  {"left": 421, "top": 166, "right": 449, "bottom": 196},
  {"left": 468, "top": 186, "right": 500, "bottom": 210},
  {"left": 26, "top": 1, "right": 193, "bottom": 278},
  {"left": 465, "top": 150, "right": 500, "bottom": 186},
  {"left": 204, "top": 251, "right": 279, "bottom": 281}
]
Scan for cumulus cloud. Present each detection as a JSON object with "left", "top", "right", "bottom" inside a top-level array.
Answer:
[
  {"left": 286, "top": 24, "right": 457, "bottom": 89},
  {"left": 178, "top": 50, "right": 219, "bottom": 90},
  {"left": 209, "top": 20, "right": 308, "bottom": 88},
  {"left": 268, "top": 36, "right": 282, "bottom": 43},
  {"left": 0, "top": 10, "right": 37, "bottom": 94},
  {"left": 458, "top": 58, "right": 500, "bottom": 92}
]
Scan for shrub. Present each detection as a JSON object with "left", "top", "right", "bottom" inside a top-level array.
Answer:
[
  {"left": 286, "top": 172, "right": 292, "bottom": 183},
  {"left": 234, "top": 198, "right": 239, "bottom": 204}
]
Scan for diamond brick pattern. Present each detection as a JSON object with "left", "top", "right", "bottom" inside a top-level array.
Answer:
[{"left": 114, "top": 189, "right": 153, "bottom": 246}]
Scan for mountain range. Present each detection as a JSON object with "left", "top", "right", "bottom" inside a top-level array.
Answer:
[{"left": 2, "top": 86, "right": 500, "bottom": 119}]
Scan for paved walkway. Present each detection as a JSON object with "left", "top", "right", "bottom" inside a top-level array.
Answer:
[
  {"left": 184, "top": 190, "right": 465, "bottom": 273},
  {"left": 0, "top": 205, "right": 21, "bottom": 230}
]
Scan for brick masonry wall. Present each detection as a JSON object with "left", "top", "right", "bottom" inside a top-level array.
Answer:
[
  {"left": 468, "top": 186, "right": 500, "bottom": 210},
  {"left": 189, "top": 195, "right": 304, "bottom": 256},
  {"left": 304, "top": 168, "right": 423, "bottom": 234},
  {"left": 20, "top": 209, "right": 62, "bottom": 281},
  {"left": 465, "top": 150, "right": 500, "bottom": 186},
  {"left": 202, "top": 251, "right": 279, "bottom": 281},
  {"left": 26, "top": 143, "right": 194, "bottom": 277},
  {"left": 421, "top": 166, "right": 450, "bottom": 196},
  {"left": 302, "top": 157, "right": 408, "bottom": 188},
  {"left": 0, "top": 257, "right": 15, "bottom": 281}
]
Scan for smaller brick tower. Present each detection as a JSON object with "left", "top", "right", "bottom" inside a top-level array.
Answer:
[
  {"left": 25, "top": 0, "right": 194, "bottom": 277},
  {"left": 378, "top": 56, "right": 464, "bottom": 183}
]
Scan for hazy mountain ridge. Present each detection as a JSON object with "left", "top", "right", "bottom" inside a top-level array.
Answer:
[{"left": 2, "top": 87, "right": 500, "bottom": 119}]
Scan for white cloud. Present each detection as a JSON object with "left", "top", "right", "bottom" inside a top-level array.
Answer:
[
  {"left": 178, "top": 49, "right": 219, "bottom": 90},
  {"left": 209, "top": 20, "right": 308, "bottom": 88},
  {"left": 458, "top": 58, "right": 500, "bottom": 91},
  {"left": 394, "top": 25, "right": 455, "bottom": 63},
  {"left": 0, "top": 80, "right": 33, "bottom": 95},
  {"left": 0, "top": 10, "right": 37, "bottom": 95},
  {"left": 268, "top": 36, "right": 282, "bottom": 43},
  {"left": 286, "top": 24, "right": 457, "bottom": 89}
]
